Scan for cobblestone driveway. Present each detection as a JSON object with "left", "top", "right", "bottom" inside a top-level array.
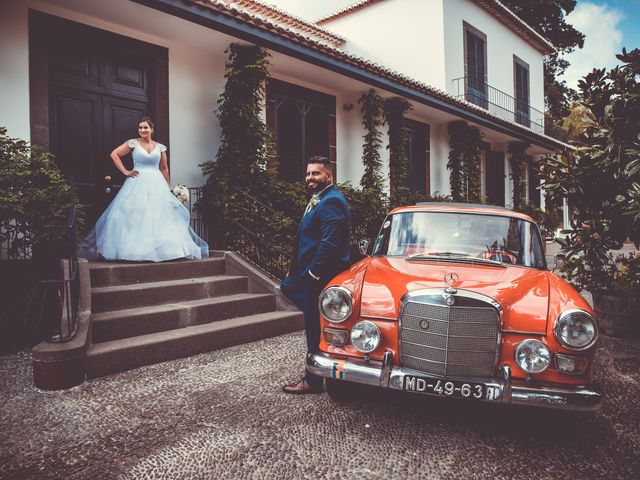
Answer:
[{"left": 1, "top": 331, "right": 639, "bottom": 480}]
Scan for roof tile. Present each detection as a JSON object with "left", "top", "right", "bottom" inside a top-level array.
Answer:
[{"left": 190, "top": 0, "right": 568, "bottom": 149}]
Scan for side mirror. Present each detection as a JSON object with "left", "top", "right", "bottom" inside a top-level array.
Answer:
[
  {"left": 358, "top": 238, "right": 371, "bottom": 256},
  {"left": 554, "top": 236, "right": 568, "bottom": 248}
]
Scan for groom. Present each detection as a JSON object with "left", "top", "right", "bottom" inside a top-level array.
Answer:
[{"left": 281, "top": 156, "right": 351, "bottom": 394}]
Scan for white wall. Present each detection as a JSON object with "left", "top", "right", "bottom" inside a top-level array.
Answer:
[
  {"left": 0, "top": 1, "right": 31, "bottom": 140},
  {"left": 325, "top": 0, "right": 448, "bottom": 90},
  {"left": 0, "top": 0, "right": 538, "bottom": 207},
  {"left": 443, "top": 0, "right": 545, "bottom": 119},
  {"left": 0, "top": 0, "right": 226, "bottom": 188}
]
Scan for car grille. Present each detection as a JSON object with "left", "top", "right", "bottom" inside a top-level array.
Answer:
[{"left": 399, "top": 299, "right": 500, "bottom": 378}]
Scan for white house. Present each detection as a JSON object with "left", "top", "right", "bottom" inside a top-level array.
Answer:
[{"left": 0, "top": 0, "right": 568, "bottom": 223}]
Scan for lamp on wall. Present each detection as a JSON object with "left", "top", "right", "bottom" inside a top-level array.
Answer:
[{"left": 342, "top": 103, "right": 355, "bottom": 112}]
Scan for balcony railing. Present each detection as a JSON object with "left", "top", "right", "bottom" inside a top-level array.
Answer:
[{"left": 452, "top": 77, "right": 544, "bottom": 134}]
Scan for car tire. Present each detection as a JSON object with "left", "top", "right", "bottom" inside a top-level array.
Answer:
[{"left": 325, "top": 378, "right": 361, "bottom": 402}]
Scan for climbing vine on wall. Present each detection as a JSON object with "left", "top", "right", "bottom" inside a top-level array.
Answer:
[
  {"left": 447, "top": 121, "right": 483, "bottom": 203},
  {"left": 358, "top": 89, "right": 385, "bottom": 196},
  {"left": 200, "top": 44, "right": 272, "bottom": 247},
  {"left": 201, "top": 43, "right": 272, "bottom": 187},
  {"left": 384, "top": 97, "right": 413, "bottom": 207}
]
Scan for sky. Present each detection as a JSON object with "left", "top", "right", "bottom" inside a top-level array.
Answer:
[
  {"left": 269, "top": 0, "right": 640, "bottom": 90},
  {"left": 560, "top": 0, "right": 640, "bottom": 88}
]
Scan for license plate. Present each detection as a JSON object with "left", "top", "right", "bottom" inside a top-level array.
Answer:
[{"left": 404, "top": 375, "right": 486, "bottom": 400}]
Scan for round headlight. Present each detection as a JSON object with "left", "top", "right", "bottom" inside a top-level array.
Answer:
[
  {"left": 515, "top": 339, "right": 550, "bottom": 374},
  {"left": 350, "top": 321, "right": 381, "bottom": 353},
  {"left": 319, "top": 286, "right": 353, "bottom": 323},
  {"left": 554, "top": 309, "right": 598, "bottom": 350}
]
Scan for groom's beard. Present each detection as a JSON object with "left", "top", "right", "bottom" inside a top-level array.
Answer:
[{"left": 307, "top": 179, "right": 329, "bottom": 194}]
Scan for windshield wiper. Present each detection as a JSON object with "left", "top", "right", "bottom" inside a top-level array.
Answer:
[
  {"left": 406, "top": 251, "right": 471, "bottom": 260},
  {"left": 405, "top": 251, "right": 507, "bottom": 267}
]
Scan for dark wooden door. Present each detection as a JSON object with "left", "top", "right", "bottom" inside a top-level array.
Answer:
[
  {"left": 36, "top": 13, "right": 166, "bottom": 226},
  {"left": 485, "top": 151, "right": 505, "bottom": 206},
  {"left": 404, "top": 119, "right": 430, "bottom": 195},
  {"left": 49, "top": 87, "right": 105, "bottom": 222}
]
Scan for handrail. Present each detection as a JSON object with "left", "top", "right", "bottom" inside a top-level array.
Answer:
[
  {"left": 451, "top": 76, "right": 545, "bottom": 134},
  {"left": 26, "top": 191, "right": 80, "bottom": 342},
  {"left": 230, "top": 186, "right": 300, "bottom": 228},
  {"left": 221, "top": 186, "right": 298, "bottom": 281},
  {"left": 187, "top": 187, "right": 208, "bottom": 243}
]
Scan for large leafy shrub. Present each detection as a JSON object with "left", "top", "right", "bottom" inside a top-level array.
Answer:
[
  {"left": 0, "top": 127, "right": 75, "bottom": 260},
  {"left": 540, "top": 48, "right": 640, "bottom": 294}
]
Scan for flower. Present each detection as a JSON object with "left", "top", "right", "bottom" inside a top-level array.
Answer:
[
  {"left": 309, "top": 195, "right": 320, "bottom": 210},
  {"left": 172, "top": 184, "right": 189, "bottom": 205},
  {"left": 607, "top": 252, "right": 640, "bottom": 300}
]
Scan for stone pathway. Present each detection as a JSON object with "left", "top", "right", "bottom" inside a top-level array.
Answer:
[{"left": 1, "top": 331, "right": 639, "bottom": 479}]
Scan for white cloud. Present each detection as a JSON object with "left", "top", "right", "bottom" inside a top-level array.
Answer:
[{"left": 560, "top": 2, "right": 623, "bottom": 89}]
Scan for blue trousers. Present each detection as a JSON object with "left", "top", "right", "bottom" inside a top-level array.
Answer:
[{"left": 280, "top": 282, "right": 323, "bottom": 386}]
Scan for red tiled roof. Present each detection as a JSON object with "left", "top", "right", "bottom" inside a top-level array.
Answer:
[
  {"left": 206, "top": 0, "right": 346, "bottom": 46},
  {"left": 316, "top": 0, "right": 384, "bottom": 25},
  {"left": 471, "top": 0, "right": 555, "bottom": 54},
  {"left": 316, "top": 0, "right": 555, "bottom": 55},
  {"left": 190, "top": 0, "right": 568, "bottom": 150}
]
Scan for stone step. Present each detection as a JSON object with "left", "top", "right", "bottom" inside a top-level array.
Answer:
[
  {"left": 91, "top": 275, "right": 248, "bottom": 313},
  {"left": 86, "top": 310, "right": 304, "bottom": 378},
  {"left": 91, "top": 292, "right": 276, "bottom": 343},
  {"left": 89, "top": 258, "right": 225, "bottom": 287}
]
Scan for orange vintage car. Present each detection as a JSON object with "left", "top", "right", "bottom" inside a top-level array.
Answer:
[{"left": 307, "top": 203, "right": 602, "bottom": 411}]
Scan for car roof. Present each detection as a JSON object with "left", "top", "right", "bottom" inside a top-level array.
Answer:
[{"left": 389, "top": 203, "right": 536, "bottom": 222}]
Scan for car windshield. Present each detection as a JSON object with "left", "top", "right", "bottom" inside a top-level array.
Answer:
[{"left": 373, "top": 211, "right": 546, "bottom": 269}]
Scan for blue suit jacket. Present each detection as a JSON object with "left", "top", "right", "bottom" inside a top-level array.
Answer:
[{"left": 282, "top": 184, "right": 351, "bottom": 295}]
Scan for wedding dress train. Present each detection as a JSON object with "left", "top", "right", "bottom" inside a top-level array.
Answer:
[{"left": 79, "top": 139, "right": 209, "bottom": 262}]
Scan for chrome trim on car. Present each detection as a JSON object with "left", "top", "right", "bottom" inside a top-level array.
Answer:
[
  {"left": 307, "top": 352, "right": 602, "bottom": 411},
  {"left": 400, "top": 288, "right": 502, "bottom": 311},
  {"left": 380, "top": 351, "right": 393, "bottom": 388},
  {"left": 553, "top": 308, "right": 599, "bottom": 351},
  {"left": 502, "top": 330, "right": 544, "bottom": 335},
  {"left": 318, "top": 285, "right": 353, "bottom": 324},
  {"left": 500, "top": 364, "right": 512, "bottom": 404},
  {"left": 398, "top": 288, "right": 502, "bottom": 379},
  {"left": 360, "top": 315, "right": 396, "bottom": 321}
]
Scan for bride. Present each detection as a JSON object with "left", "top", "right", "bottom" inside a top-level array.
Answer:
[{"left": 79, "top": 117, "right": 209, "bottom": 262}]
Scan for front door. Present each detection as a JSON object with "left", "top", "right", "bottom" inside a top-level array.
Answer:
[
  {"left": 485, "top": 151, "right": 505, "bottom": 206},
  {"left": 30, "top": 12, "right": 168, "bottom": 226}
]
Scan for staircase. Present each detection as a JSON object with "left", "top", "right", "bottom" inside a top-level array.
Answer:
[{"left": 85, "top": 254, "right": 302, "bottom": 378}]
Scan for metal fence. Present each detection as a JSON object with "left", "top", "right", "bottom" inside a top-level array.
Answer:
[
  {"left": 452, "top": 77, "right": 545, "bottom": 134},
  {"left": 2, "top": 195, "right": 80, "bottom": 343},
  {"left": 1, "top": 221, "right": 32, "bottom": 260},
  {"left": 187, "top": 187, "right": 208, "bottom": 242},
  {"left": 225, "top": 187, "right": 296, "bottom": 281}
]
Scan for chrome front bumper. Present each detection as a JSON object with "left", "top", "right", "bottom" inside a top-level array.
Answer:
[{"left": 307, "top": 352, "right": 602, "bottom": 411}]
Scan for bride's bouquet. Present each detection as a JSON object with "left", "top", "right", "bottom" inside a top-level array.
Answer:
[{"left": 172, "top": 184, "right": 189, "bottom": 205}]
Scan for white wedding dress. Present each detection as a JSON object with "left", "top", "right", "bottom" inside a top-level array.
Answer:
[{"left": 79, "top": 139, "right": 209, "bottom": 262}]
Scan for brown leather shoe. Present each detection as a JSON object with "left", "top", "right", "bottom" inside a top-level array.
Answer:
[{"left": 282, "top": 378, "right": 323, "bottom": 394}]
